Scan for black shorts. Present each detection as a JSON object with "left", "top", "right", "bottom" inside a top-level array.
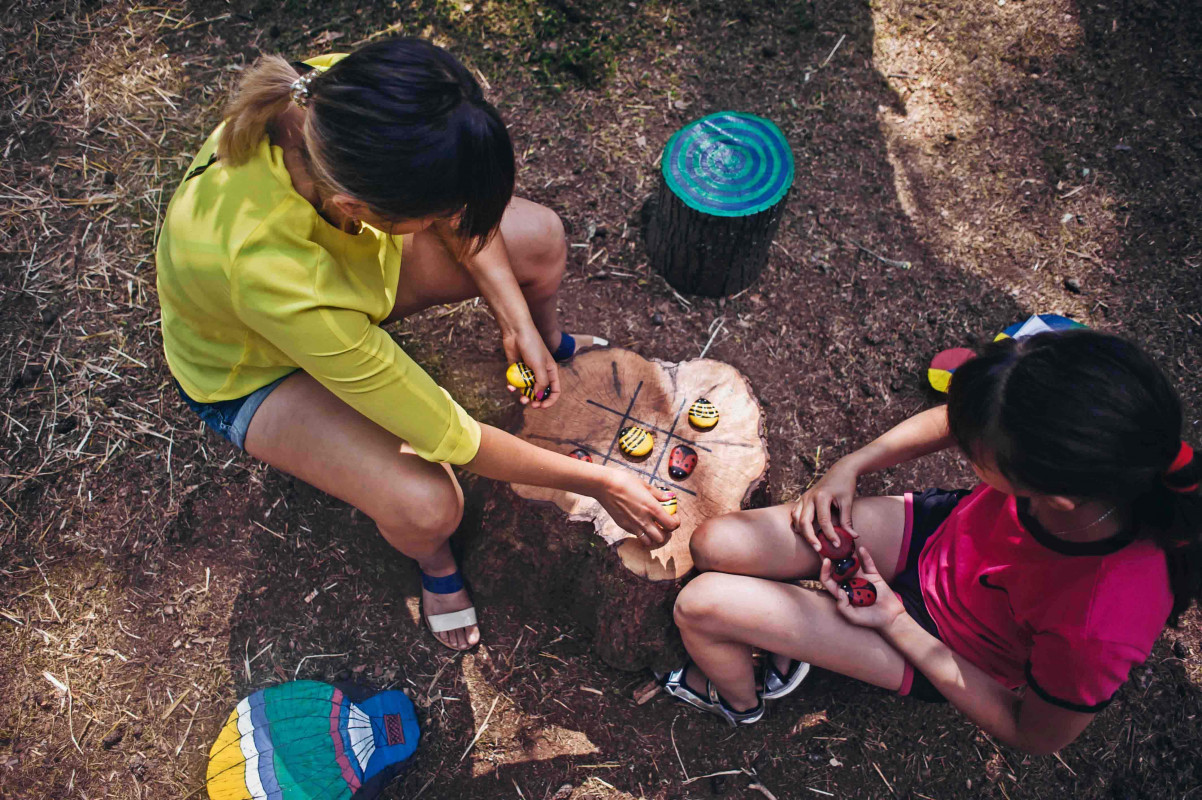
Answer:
[{"left": 891, "top": 488, "right": 971, "bottom": 703}]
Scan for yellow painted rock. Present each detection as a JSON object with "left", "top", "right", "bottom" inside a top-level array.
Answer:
[
  {"left": 506, "top": 361, "right": 548, "bottom": 401},
  {"left": 660, "top": 494, "right": 678, "bottom": 515},
  {"left": 618, "top": 425, "right": 654, "bottom": 458},
  {"left": 688, "top": 398, "right": 719, "bottom": 429}
]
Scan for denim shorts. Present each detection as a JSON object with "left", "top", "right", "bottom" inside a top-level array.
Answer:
[{"left": 174, "top": 372, "right": 294, "bottom": 450}]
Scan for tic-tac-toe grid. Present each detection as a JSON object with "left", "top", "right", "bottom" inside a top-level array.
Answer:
[{"left": 566, "top": 380, "right": 713, "bottom": 497}]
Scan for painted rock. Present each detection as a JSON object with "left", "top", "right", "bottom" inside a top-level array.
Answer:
[
  {"left": 569, "top": 448, "right": 593, "bottom": 462},
  {"left": 618, "top": 425, "right": 654, "bottom": 458},
  {"left": 841, "top": 577, "right": 877, "bottom": 607},
  {"left": 688, "top": 398, "right": 719, "bottom": 429},
  {"left": 668, "top": 444, "right": 698, "bottom": 480},
  {"left": 927, "top": 347, "right": 975, "bottom": 394},
  {"left": 506, "top": 361, "right": 550, "bottom": 401},
  {"left": 831, "top": 554, "right": 860, "bottom": 582},
  {"left": 659, "top": 493, "right": 678, "bottom": 515},
  {"left": 815, "top": 526, "right": 855, "bottom": 561}
]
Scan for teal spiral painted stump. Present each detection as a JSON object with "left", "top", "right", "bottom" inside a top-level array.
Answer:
[{"left": 644, "top": 112, "right": 794, "bottom": 297}]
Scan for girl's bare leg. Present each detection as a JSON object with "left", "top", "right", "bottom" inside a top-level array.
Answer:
[
  {"left": 244, "top": 372, "right": 478, "bottom": 650},
  {"left": 678, "top": 495, "right": 911, "bottom": 706},
  {"left": 390, "top": 197, "right": 598, "bottom": 350},
  {"left": 674, "top": 574, "right": 908, "bottom": 710}
]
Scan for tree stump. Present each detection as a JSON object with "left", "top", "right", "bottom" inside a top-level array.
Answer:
[
  {"left": 643, "top": 112, "right": 794, "bottom": 298},
  {"left": 465, "top": 348, "right": 770, "bottom": 672}
]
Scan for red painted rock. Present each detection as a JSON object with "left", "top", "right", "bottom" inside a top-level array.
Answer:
[
  {"left": 569, "top": 449, "right": 593, "bottom": 462},
  {"left": 841, "top": 576, "right": 877, "bottom": 607},
  {"left": 815, "top": 526, "right": 855, "bottom": 561},
  {"left": 831, "top": 554, "right": 860, "bottom": 582},
  {"left": 667, "top": 444, "right": 698, "bottom": 480}
]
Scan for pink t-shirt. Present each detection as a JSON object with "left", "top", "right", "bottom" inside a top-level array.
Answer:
[{"left": 918, "top": 484, "right": 1173, "bottom": 710}]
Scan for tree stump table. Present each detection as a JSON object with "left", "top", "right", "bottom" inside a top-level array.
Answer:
[
  {"left": 643, "top": 112, "right": 794, "bottom": 297},
  {"left": 464, "top": 348, "right": 770, "bottom": 672}
]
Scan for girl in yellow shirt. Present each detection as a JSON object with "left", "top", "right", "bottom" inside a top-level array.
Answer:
[{"left": 157, "top": 39, "right": 678, "bottom": 650}]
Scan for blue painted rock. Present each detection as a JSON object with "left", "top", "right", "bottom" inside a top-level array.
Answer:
[{"left": 668, "top": 444, "right": 698, "bottom": 480}]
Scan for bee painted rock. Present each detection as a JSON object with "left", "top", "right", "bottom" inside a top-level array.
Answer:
[
  {"left": 668, "top": 444, "right": 698, "bottom": 480},
  {"left": 505, "top": 361, "right": 549, "bottom": 401},
  {"left": 841, "top": 576, "right": 877, "bottom": 607},
  {"left": 618, "top": 425, "right": 654, "bottom": 458},
  {"left": 569, "top": 448, "right": 593, "bottom": 462},
  {"left": 688, "top": 398, "right": 720, "bottom": 429},
  {"left": 815, "top": 527, "right": 855, "bottom": 561},
  {"left": 831, "top": 554, "right": 860, "bottom": 582},
  {"left": 659, "top": 493, "right": 678, "bottom": 515}
]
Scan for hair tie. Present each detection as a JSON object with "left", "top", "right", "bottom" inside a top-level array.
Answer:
[
  {"left": 1164, "top": 441, "right": 1198, "bottom": 493},
  {"left": 290, "top": 67, "right": 325, "bottom": 108}
]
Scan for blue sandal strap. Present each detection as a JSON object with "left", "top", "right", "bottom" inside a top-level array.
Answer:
[
  {"left": 551, "top": 332, "right": 576, "bottom": 362},
  {"left": 420, "top": 570, "right": 465, "bottom": 594}
]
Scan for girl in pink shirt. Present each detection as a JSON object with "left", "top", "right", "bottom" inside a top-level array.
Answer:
[{"left": 663, "top": 330, "right": 1200, "bottom": 753}]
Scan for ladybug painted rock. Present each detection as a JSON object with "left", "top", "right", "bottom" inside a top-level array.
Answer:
[
  {"left": 505, "top": 361, "right": 550, "bottom": 401},
  {"left": 840, "top": 577, "right": 877, "bottom": 607},
  {"left": 618, "top": 425, "right": 654, "bottom": 458},
  {"left": 831, "top": 554, "right": 860, "bottom": 582},
  {"left": 569, "top": 448, "right": 593, "bottom": 462},
  {"left": 687, "top": 398, "right": 719, "bottom": 429},
  {"left": 667, "top": 444, "right": 698, "bottom": 480},
  {"left": 815, "top": 526, "right": 855, "bottom": 561}
]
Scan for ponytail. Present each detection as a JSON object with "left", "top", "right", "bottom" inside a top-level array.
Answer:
[
  {"left": 217, "top": 55, "right": 299, "bottom": 165},
  {"left": 1147, "top": 443, "right": 1202, "bottom": 625}
]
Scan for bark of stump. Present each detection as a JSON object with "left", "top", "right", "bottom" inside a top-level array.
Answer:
[
  {"left": 643, "top": 111, "right": 794, "bottom": 298},
  {"left": 465, "top": 347, "right": 770, "bottom": 672}
]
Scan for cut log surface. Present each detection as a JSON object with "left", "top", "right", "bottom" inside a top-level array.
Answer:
[{"left": 510, "top": 347, "right": 770, "bottom": 582}]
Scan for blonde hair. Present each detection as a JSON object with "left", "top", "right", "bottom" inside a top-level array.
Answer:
[{"left": 217, "top": 55, "right": 299, "bottom": 165}]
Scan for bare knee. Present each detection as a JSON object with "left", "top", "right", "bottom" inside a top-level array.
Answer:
[
  {"left": 689, "top": 516, "right": 743, "bottom": 573},
  {"left": 674, "top": 573, "right": 729, "bottom": 631},
  {"left": 513, "top": 203, "right": 566, "bottom": 296},
  {"left": 372, "top": 462, "right": 463, "bottom": 555}
]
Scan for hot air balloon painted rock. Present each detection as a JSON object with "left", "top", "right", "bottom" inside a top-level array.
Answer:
[
  {"left": 831, "top": 554, "right": 860, "bottom": 583},
  {"left": 618, "top": 425, "right": 654, "bottom": 458},
  {"left": 506, "top": 362, "right": 550, "bottom": 401},
  {"left": 667, "top": 445, "right": 698, "bottom": 480},
  {"left": 206, "top": 680, "right": 419, "bottom": 800},
  {"left": 569, "top": 448, "right": 593, "bottom": 462},
  {"left": 841, "top": 577, "right": 877, "bottom": 607},
  {"left": 687, "top": 398, "right": 719, "bottom": 429}
]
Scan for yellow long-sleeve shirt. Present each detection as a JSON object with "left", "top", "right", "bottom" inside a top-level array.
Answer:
[{"left": 155, "top": 116, "right": 481, "bottom": 464}]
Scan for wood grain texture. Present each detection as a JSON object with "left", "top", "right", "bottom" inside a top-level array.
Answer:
[{"left": 510, "top": 347, "right": 769, "bottom": 582}]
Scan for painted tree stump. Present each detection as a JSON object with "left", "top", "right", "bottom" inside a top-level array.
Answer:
[
  {"left": 465, "top": 347, "right": 769, "bottom": 672},
  {"left": 643, "top": 112, "right": 794, "bottom": 297}
]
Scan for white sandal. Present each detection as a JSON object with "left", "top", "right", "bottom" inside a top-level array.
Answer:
[
  {"left": 420, "top": 569, "right": 478, "bottom": 651},
  {"left": 657, "top": 661, "right": 764, "bottom": 726}
]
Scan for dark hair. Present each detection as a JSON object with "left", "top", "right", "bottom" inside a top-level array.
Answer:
[
  {"left": 946, "top": 329, "right": 1201, "bottom": 624},
  {"left": 219, "top": 39, "right": 514, "bottom": 251}
]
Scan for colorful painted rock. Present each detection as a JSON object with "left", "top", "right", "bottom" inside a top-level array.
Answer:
[
  {"left": 618, "top": 425, "right": 654, "bottom": 458},
  {"left": 841, "top": 577, "right": 877, "bottom": 607},
  {"left": 206, "top": 680, "right": 419, "bottom": 800},
  {"left": 927, "top": 347, "right": 976, "bottom": 394},
  {"left": 994, "top": 313, "right": 1085, "bottom": 342},
  {"left": 815, "top": 526, "right": 855, "bottom": 561},
  {"left": 688, "top": 398, "right": 719, "bottom": 429},
  {"left": 659, "top": 493, "right": 679, "bottom": 515},
  {"left": 506, "top": 361, "right": 549, "bottom": 401},
  {"left": 668, "top": 444, "right": 698, "bottom": 480},
  {"left": 831, "top": 554, "right": 860, "bottom": 583}
]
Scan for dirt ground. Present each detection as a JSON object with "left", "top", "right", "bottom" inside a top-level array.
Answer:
[{"left": 1, "top": 0, "right": 1200, "bottom": 798}]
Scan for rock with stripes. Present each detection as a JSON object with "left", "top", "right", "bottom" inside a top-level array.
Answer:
[{"left": 206, "top": 680, "right": 418, "bottom": 800}]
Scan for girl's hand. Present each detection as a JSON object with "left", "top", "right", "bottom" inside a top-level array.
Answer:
[
  {"left": 819, "top": 548, "right": 906, "bottom": 630},
  {"left": 504, "top": 327, "right": 560, "bottom": 409},
  {"left": 790, "top": 455, "right": 861, "bottom": 552},
  {"left": 595, "top": 471, "right": 680, "bottom": 547}
]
